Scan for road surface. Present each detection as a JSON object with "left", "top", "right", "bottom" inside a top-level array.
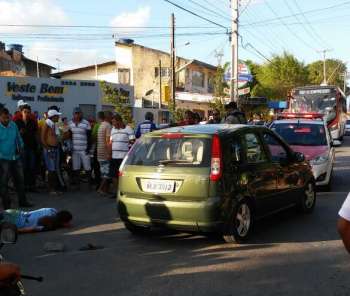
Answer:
[{"left": 4, "top": 138, "right": 350, "bottom": 296}]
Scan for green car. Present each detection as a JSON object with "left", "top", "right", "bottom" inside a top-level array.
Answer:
[{"left": 117, "top": 124, "right": 316, "bottom": 243}]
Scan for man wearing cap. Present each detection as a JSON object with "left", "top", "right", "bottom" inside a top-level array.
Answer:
[
  {"left": 68, "top": 107, "right": 92, "bottom": 186},
  {"left": 41, "top": 109, "right": 62, "bottom": 195},
  {"left": 0, "top": 107, "right": 33, "bottom": 208}
]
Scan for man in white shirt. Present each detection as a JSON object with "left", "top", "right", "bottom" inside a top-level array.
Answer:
[
  {"left": 338, "top": 192, "right": 350, "bottom": 253},
  {"left": 110, "top": 114, "right": 135, "bottom": 196},
  {"left": 68, "top": 107, "right": 92, "bottom": 186}
]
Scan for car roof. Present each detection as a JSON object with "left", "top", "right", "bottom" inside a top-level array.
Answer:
[
  {"left": 272, "top": 119, "right": 325, "bottom": 126},
  {"left": 150, "top": 124, "right": 261, "bottom": 136}
]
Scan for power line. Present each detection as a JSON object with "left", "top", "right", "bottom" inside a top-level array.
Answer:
[
  {"left": 264, "top": 1, "right": 317, "bottom": 52},
  {"left": 241, "top": 0, "right": 350, "bottom": 27},
  {"left": 240, "top": 0, "right": 253, "bottom": 16},
  {"left": 0, "top": 24, "right": 219, "bottom": 29},
  {"left": 187, "top": 0, "right": 232, "bottom": 21},
  {"left": 162, "top": 0, "right": 229, "bottom": 29},
  {"left": 200, "top": 0, "right": 232, "bottom": 18},
  {"left": 292, "top": 0, "right": 330, "bottom": 48},
  {"left": 283, "top": 0, "right": 324, "bottom": 48},
  {"left": 238, "top": 34, "right": 272, "bottom": 63}
]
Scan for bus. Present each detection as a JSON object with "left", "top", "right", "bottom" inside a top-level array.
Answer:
[{"left": 282, "top": 85, "right": 347, "bottom": 140}]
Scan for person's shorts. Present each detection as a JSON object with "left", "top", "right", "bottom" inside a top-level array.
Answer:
[
  {"left": 43, "top": 148, "right": 59, "bottom": 172},
  {"left": 99, "top": 160, "right": 111, "bottom": 179},
  {"left": 72, "top": 151, "right": 91, "bottom": 171},
  {"left": 110, "top": 159, "right": 123, "bottom": 178}
]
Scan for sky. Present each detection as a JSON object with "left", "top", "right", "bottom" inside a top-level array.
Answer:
[{"left": 0, "top": 0, "right": 349, "bottom": 72}]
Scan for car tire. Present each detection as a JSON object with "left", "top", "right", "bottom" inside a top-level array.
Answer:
[
  {"left": 124, "top": 221, "right": 150, "bottom": 235},
  {"left": 223, "top": 198, "right": 253, "bottom": 244},
  {"left": 298, "top": 182, "right": 316, "bottom": 214}
]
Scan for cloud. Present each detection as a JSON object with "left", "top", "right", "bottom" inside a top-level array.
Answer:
[
  {"left": 110, "top": 6, "right": 151, "bottom": 33},
  {"left": 0, "top": 0, "right": 70, "bottom": 33},
  {"left": 25, "top": 42, "right": 113, "bottom": 71}
]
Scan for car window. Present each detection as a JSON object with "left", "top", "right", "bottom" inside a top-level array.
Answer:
[
  {"left": 243, "top": 133, "right": 267, "bottom": 164},
  {"left": 125, "top": 136, "right": 211, "bottom": 167},
  {"left": 271, "top": 123, "right": 327, "bottom": 146},
  {"left": 263, "top": 133, "right": 288, "bottom": 162}
]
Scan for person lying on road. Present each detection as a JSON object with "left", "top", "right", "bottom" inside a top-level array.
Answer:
[
  {"left": 0, "top": 208, "right": 73, "bottom": 233},
  {"left": 338, "top": 193, "right": 350, "bottom": 253}
]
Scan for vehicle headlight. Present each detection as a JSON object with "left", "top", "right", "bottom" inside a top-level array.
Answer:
[{"left": 310, "top": 154, "right": 329, "bottom": 165}]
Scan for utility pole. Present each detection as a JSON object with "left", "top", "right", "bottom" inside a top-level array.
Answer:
[
  {"left": 230, "top": 0, "right": 239, "bottom": 102},
  {"left": 159, "top": 59, "right": 162, "bottom": 109},
  {"left": 317, "top": 49, "right": 332, "bottom": 86},
  {"left": 36, "top": 56, "right": 40, "bottom": 78},
  {"left": 170, "top": 13, "right": 176, "bottom": 107}
]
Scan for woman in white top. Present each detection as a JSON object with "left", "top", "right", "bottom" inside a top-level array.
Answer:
[{"left": 109, "top": 114, "right": 135, "bottom": 195}]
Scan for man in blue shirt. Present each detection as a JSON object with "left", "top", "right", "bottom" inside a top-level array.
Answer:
[
  {"left": 0, "top": 208, "right": 72, "bottom": 233},
  {"left": 135, "top": 112, "right": 157, "bottom": 138},
  {"left": 0, "top": 108, "right": 33, "bottom": 209}
]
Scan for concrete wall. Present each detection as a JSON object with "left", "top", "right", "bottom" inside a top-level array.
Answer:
[
  {"left": 0, "top": 76, "right": 133, "bottom": 120},
  {"left": 59, "top": 64, "right": 117, "bottom": 83},
  {"left": 116, "top": 43, "right": 188, "bottom": 106}
]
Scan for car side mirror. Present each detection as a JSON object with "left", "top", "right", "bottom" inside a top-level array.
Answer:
[
  {"left": 331, "top": 140, "right": 341, "bottom": 147},
  {"left": 293, "top": 152, "right": 305, "bottom": 163}
]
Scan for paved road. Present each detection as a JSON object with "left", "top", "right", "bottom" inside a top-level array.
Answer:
[{"left": 4, "top": 138, "right": 350, "bottom": 296}]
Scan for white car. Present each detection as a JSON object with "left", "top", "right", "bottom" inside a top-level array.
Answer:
[{"left": 271, "top": 119, "right": 336, "bottom": 189}]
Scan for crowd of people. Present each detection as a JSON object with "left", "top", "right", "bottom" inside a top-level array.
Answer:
[{"left": 0, "top": 99, "right": 247, "bottom": 210}]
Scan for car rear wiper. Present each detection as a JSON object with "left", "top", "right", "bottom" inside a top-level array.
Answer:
[{"left": 158, "top": 160, "right": 193, "bottom": 165}]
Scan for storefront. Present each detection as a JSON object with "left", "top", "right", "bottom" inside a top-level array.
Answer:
[{"left": 0, "top": 76, "right": 134, "bottom": 119}]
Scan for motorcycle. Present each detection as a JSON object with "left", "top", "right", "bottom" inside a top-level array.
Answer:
[{"left": 0, "top": 222, "right": 43, "bottom": 295}]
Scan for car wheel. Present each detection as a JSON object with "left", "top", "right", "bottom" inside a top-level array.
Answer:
[
  {"left": 298, "top": 182, "right": 316, "bottom": 214},
  {"left": 124, "top": 221, "right": 150, "bottom": 235},
  {"left": 223, "top": 199, "right": 253, "bottom": 244}
]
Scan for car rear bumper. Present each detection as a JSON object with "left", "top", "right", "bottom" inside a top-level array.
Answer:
[{"left": 118, "top": 195, "right": 222, "bottom": 232}]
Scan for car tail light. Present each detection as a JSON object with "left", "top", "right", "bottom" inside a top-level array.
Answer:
[{"left": 210, "top": 134, "right": 222, "bottom": 181}]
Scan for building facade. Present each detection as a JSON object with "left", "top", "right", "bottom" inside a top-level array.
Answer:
[
  {"left": 0, "top": 42, "right": 55, "bottom": 77},
  {"left": 52, "top": 40, "right": 218, "bottom": 123}
]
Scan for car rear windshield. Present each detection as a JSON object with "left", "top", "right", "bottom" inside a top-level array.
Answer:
[
  {"left": 272, "top": 123, "right": 327, "bottom": 146},
  {"left": 125, "top": 136, "right": 211, "bottom": 167}
]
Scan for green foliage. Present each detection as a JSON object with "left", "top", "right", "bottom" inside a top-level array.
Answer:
[
  {"left": 307, "top": 59, "right": 346, "bottom": 87},
  {"left": 100, "top": 81, "right": 133, "bottom": 125},
  {"left": 253, "top": 52, "right": 309, "bottom": 100},
  {"left": 214, "top": 62, "right": 229, "bottom": 98},
  {"left": 168, "top": 101, "right": 186, "bottom": 123}
]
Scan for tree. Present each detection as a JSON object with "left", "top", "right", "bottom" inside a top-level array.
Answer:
[
  {"left": 209, "top": 62, "right": 229, "bottom": 118},
  {"left": 253, "top": 52, "right": 309, "bottom": 100},
  {"left": 307, "top": 59, "right": 347, "bottom": 88},
  {"left": 100, "top": 81, "right": 133, "bottom": 125}
]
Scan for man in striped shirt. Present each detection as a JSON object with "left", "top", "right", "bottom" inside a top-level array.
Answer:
[
  {"left": 110, "top": 114, "right": 135, "bottom": 195},
  {"left": 68, "top": 107, "right": 92, "bottom": 186}
]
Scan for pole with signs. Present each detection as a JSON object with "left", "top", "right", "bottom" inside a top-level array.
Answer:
[{"left": 230, "top": 0, "right": 239, "bottom": 102}]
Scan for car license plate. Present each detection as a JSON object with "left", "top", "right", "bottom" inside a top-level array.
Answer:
[{"left": 141, "top": 179, "right": 175, "bottom": 193}]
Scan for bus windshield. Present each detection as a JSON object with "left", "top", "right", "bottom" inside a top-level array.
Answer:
[{"left": 290, "top": 88, "right": 337, "bottom": 121}]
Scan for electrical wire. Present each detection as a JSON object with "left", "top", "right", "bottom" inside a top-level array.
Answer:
[
  {"left": 200, "top": 0, "right": 232, "bottom": 19},
  {"left": 241, "top": 0, "right": 350, "bottom": 27},
  {"left": 264, "top": 1, "right": 317, "bottom": 52},
  {"left": 283, "top": 0, "right": 324, "bottom": 49},
  {"left": 238, "top": 34, "right": 272, "bottom": 63},
  {"left": 162, "top": 0, "right": 229, "bottom": 29},
  {"left": 187, "top": 0, "right": 232, "bottom": 21},
  {"left": 240, "top": 0, "right": 253, "bottom": 16},
  {"left": 292, "top": 0, "right": 330, "bottom": 48}
]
